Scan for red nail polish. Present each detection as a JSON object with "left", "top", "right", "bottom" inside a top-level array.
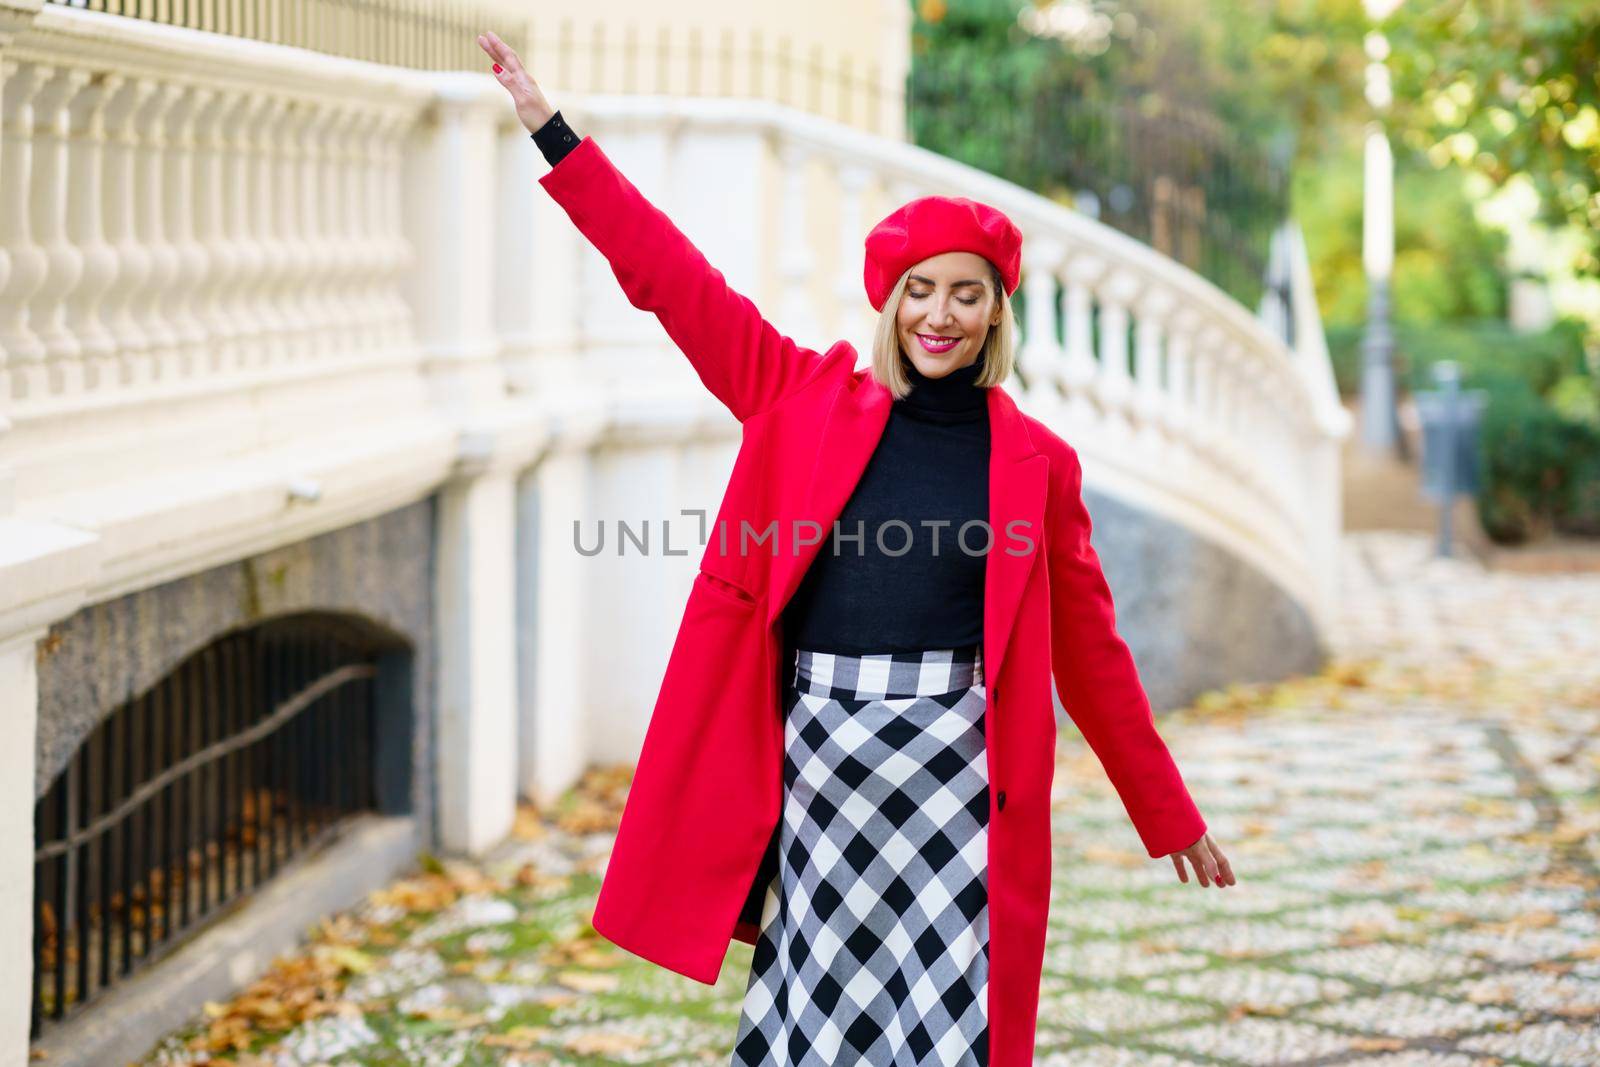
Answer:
[{"left": 493, "top": 63, "right": 503, "bottom": 73}]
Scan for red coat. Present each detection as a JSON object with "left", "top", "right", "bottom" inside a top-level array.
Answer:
[{"left": 539, "top": 135, "right": 1208, "bottom": 1066}]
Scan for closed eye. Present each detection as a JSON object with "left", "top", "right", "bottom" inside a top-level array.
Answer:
[{"left": 910, "top": 291, "right": 979, "bottom": 306}]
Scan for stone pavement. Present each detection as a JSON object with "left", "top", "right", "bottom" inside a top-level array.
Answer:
[{"left": 137, "top": 531, "right": 1600, "bottom": 1066}]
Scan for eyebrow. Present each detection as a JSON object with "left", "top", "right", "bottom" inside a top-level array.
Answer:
[{"left": 908, "top": 274, "right": 986, "bottom": 288}]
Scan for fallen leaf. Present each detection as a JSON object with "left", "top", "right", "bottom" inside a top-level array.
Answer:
[
  {"left": 562, "top": 1030, "right": 652, "bottom": 1054},
  {"left": 554, "top": 970, "right": 620, "bottom": 993}
]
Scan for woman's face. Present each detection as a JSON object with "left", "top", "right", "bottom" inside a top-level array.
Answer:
[{"left": 895, "top": 251, "right": 1002, "bottom": 379}]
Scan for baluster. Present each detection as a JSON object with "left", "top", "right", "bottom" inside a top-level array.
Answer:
[
  {"left": 338, "top": 105, "right": 378, "bottom": 359},
  {"left": 225, "top": 92, "right": 272, "bottom": 371},
  {"left": 1242, "top": 352, "right": 1271, "bottom": 500},
  {"left": 1017, "top": 237, "right": 1064, "bottom": 402},
  {"left": 161, "top": 84, "right": 214, "bottom": 380},
  {"left": 297, "top": 101, "right": 338, "bottom": 363},
  {"left": 321, "top": 104, "right": 362, "bottom": 360},
  {"left": 346, "top": 107, "right": 381, "bottom": 358},
  {"left": 1258, "top": 367, "right": 1296, "bottom": 542},
  {"left": 64, "top": 69, "right": 121, "bottom": 393},
  {"left": 1, "top": 62, "right": 52, "bottom": 401},
  {"left": 279, "top": 98, "right": 316, "bottom": 365},
  {"left": 1161, "top": 307, "right": 1200, "bottom": 489},
  {"left": 191, "top": 87, "right": 238, "bottom": 374},
  {"left": 1164, "top": 307, "right": 1203, "bottom": 463},
  {"left": 1250, "top": 364, "right": 1281, "bottom": 508},
  {"left": 1234, "top": 352, "right": 1263, "bottom": 490},
  {"left": 320, "top": 103, "right": 359, "bottom": 360},
  {"left": 98, "top": 77, "right": 156, "bottom": 393},
  {"left": 253, "top": 95, "right": 295, "bottom": 369},
  {"left": 1060, "top": 251, "right": 1102, "bottom": 432},
  {"left": 1095, "top": 268, "right": 1140, "bottom": 442},
  {"left": 1216, "top": 341, "right": 1248, "bottom": 484},
  {"left": 127, "top": 82, "right": 184, "bottom": 386},
  {"left": 832, "top": 162, "right": 871, "bottom": 351},
  {"left": 313, "top": 103, "right": 348, "bottom": 360},
  {"left": 774, "top": 140, "right": 813, "bottom": 345},
  {"left": 26, "top": 66, "right": 92, "bottom": 397},
  {"left": 1204, "top": 331, "right": 1243, "bottom": 510},
  {"left": 1190, "top": 325, "right": 1223, "bottom": 469},
  {"left": 1164, "top": 307, "right": 1198, "bottom": 439},
  {"left": 1131, "top": 287, "right": 1171, "bottom": 454},
  {"left": 376, "top": 109, "right": 416, "bottom": 353}
]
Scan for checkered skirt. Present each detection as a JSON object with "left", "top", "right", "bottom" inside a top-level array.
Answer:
[{"left": 732, "top": 645, "right": 990, "bottom": 1066}]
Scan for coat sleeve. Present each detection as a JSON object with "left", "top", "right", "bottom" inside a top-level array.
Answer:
[
  {"left": 1047, "top": 444, "right": 1208, "bottom": 859},
  {"left": 537, "top": 135, "right": 828, "bottom": 423}
]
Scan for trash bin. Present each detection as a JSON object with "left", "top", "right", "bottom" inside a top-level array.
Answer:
[{"left": 1414, "top": 380, "right": 1487, "bottom": 502}]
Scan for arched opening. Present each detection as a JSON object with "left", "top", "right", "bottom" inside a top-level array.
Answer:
[{"left": 30, "top": 612, "right": 413, "bottom": 1037}]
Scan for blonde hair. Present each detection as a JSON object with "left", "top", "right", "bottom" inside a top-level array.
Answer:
[{"left": 870, "top": 260, "right": 1016, "bottom": 400}]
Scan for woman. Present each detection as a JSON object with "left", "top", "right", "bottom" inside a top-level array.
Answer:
[{"left": 478, "top": 30, "right": 1234, "bottom": 1067}]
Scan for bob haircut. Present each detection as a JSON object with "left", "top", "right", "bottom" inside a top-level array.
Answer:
[{"left": 869, "top": 258, "right": 1016, "bottom": 400}]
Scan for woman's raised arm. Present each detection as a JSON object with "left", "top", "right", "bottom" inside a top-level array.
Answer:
[{"left": 478, "top": 31, "right": 827, "bottom": 424}]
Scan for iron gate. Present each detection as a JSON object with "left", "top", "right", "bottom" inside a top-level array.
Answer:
[{"left": 31, "top": 616, "right": 390, "bottom": 1037}]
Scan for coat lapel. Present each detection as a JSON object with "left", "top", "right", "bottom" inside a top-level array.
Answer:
[
  {"left": 765, "top": 368, "right": 1048, "bottom": 690},
  {"left": 766, "top": 370, "right": 893, "bottom": 629},
  {"left": 983, "top": 384, "right": 1048, "bottom": 687}
]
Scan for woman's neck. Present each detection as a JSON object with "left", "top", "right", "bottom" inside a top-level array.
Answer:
[{"left": 900, "top": 351, "right": 987, "bottom": 417}]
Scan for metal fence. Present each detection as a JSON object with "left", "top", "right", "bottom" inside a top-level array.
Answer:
[
  {"left": 31, "top": 618, "right": 383, "bottom": 1038},
  {"left": 906, "top": 60, "right": 1291, "bottom": 311},
  {"left": 44, "top": 0, "right": 531, "bottom": 71}
]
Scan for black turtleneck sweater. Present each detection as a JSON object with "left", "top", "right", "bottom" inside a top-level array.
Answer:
[
  {"left": 781, "top": 353, "right": 991, "bottom": 654},
  {"left": 533, "top": 112, "right": 992, "bottom": 656}
]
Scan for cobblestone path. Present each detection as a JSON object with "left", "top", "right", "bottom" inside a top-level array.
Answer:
[{"left": 140, "top": 532, "right": 1600, "bottom": 1066}]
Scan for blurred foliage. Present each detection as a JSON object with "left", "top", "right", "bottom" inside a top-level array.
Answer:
[
  {"left": 1293, "top": 141, "right": 1509, "bottom": 329},
  {"left": 1323, "top": 318, "right": 1590, "bottom": 401},
  {"left": 911, "top": 0, "right": 1371, "bottom": 167},
  {"left": 1475, "top": 386, "right": 1600, "bottom": 542},
  {"left": 1326, "top": 316, "right": 1600, "bottom": 542},
  {"left": 1385, "top": 0, "right": 1600, "bottom": 278}
]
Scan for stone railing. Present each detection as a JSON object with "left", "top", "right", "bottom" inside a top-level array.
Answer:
[{"left": 0, "top": 4, "right": 461, "bottom": 599}]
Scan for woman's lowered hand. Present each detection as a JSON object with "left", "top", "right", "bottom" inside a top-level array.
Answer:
[
  {"left": 476, "top": 30, "right": 555, "bottom": 135},
  {"left": 1169, "top": 831, "right": 1235, "bottom": 888}
]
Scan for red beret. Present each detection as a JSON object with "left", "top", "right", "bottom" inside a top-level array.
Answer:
[{"left": 863, "top": 195, "right": 1023, "bottom": 312}]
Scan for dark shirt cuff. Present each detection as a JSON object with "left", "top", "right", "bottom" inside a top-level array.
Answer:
[{"left": 531, "top": 109, "right": 579, "bottom": 167}]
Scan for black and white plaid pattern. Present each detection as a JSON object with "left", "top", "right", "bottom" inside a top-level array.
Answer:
[{"left": 733, "top": 645, "right": 990, "bottom": 1066}]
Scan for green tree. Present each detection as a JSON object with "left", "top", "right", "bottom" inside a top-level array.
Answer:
[{"left": 1385, "top": 0, "right": 1600, "bottom": 276}]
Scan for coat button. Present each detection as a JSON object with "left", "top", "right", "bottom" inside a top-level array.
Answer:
[{"left": 997, "top": 790, "right": 1007, "bottom": 812}]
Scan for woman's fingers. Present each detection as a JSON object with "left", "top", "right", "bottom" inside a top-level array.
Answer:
[
  {"left": 477, "top": 30, "right": 509, "bottom": 63},
  {"left": 478, "top": 31, "right": 529, "bottom": 83},
  {"left": 478, "top": 34, "right": 516, "bottom": 80},
  {"left": 1167, "top": 834, "right": 1237, "bottom": 889},
  {"left": 1209, "top": 839, "right": 1236, "bottom": 887},
  {"left": 489, "top": 31, "right": 531, "bottom": 79},
  {"left": 476, "top": 30, "right": 547, "bottom": 101},
  {"left": 477, "top": 29, "right": 552, "bottom": 133}
]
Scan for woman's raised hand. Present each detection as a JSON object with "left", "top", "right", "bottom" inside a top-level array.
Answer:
[{"left": 476, "top": 30, "right": 555, "bottom": 136}]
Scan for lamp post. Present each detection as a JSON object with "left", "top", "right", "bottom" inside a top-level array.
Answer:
[{"left": 1359, "top": 0, "right": 1405, "bottom": 457}]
